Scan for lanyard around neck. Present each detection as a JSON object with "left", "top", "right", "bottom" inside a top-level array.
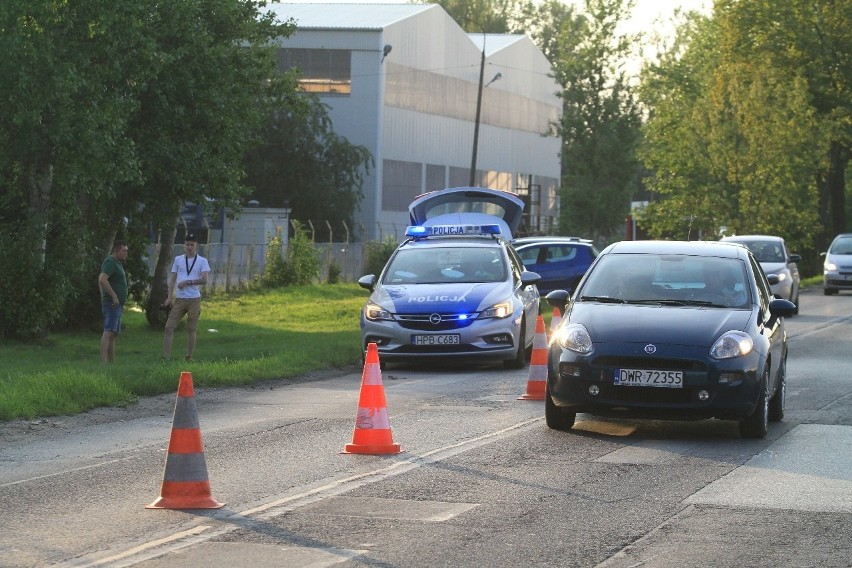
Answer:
[{"left": 185, "top": 254, "right": 198, "bottom": 277}]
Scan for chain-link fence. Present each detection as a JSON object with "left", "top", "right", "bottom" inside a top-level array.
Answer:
[{"left": 146, "top": 242, "right": 369, "bottom": 293}]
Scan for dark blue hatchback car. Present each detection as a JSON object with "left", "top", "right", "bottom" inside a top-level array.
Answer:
[
  {"left": 513, "top": 236, "right": 598, "bottom": 294},
  {"left": 544, "top": 240, "right": 796, "bottom": 438}
]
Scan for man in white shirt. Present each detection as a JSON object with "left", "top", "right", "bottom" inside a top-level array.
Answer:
[{"left": 162, "top": 233, "right": 211, "bottom": 361}]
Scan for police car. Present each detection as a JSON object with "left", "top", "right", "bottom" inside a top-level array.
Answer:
[{"left": 358, "top": 187, "right": 541, "bottom": 368}]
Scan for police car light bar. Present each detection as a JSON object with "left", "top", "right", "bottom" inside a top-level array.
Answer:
[{"left": 405, "top": 224, "right": 501, "bottom": 238}]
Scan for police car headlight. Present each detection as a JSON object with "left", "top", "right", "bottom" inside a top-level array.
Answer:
[
  {"left": 552, "top": 323, "right": 593, "bottom": 354},
  {"left": 479, "top": 300, "right": 512, "bottom": 319},
  {"left": 364, "top": 302, "right": 393, "bottom": 321},
  {"left": 710, "top": 331, "right": 753, "bottom": 359}
]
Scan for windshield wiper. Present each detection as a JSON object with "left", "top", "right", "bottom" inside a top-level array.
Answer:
[{"left": 579, "top": 296, "right": 625, "bottom": 304}]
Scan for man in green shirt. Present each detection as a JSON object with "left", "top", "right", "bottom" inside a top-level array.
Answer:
[{"left": 98, "top": 241, "right": 129, "bottom": 363}]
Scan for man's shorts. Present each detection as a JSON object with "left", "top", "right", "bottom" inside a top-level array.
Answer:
[
  {"left": 102, "top": 301, "right": 123, "bottom": 334},
  {"left": 166, "top": 297, "right": 202, "bottom": 331}
]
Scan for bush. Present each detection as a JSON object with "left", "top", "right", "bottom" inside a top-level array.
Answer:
[
  {"left": 363, "top": 235, "right": 398, "bottom": 277},
  {"left": 260, "top": 221, "right": 320, "bottom": 287}
]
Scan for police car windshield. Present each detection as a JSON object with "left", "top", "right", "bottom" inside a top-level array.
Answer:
[{"left": 383, "top": 247, "right": 506, "bottom": 284}]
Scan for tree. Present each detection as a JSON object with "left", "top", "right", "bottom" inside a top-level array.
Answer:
[
  {"left": 527, "top": 0, "right": 643, "bottom": 241},
  {"left": 637, "top": 2, "right": 838, "bottom": 262},
  {"left": 242, "top": 96, "right": 373, "bottom": 243},
  {"left": 0, "top": 0, "right": 299, "bottom": 338}
]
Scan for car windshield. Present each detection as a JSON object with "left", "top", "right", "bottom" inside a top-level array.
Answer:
[
  {"left": 579, "top": 253, "right": 750, "bottom": 308},
  {"left": 735, "top": 240, "right": 786, "bottom": 262},
  {"left": 382, "top": 247, "right": 507, "bottom": 284},
  {"left": 830, "top": 236, "right": 852, "bottom": 254}
]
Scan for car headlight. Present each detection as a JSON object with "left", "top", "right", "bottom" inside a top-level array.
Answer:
[
  {"left": 710, "top": 331, "right": 753, "bottom": 359},
  {"left": 479, "top": 300, "right": 512, "bottom": 319},
  {"left": 364, "top": 302, "right": 394, "bottom": 321},
  {"left": 775, "top": 272, "right": 787, "bottom": 282},
  {"left": 825, "top": 261, "right": 837, "bottom": 271},
  {"left": 552, "top": 323, "right": 593, "bottom": 354}
]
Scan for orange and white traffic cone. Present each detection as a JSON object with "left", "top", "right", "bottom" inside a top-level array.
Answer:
[
  {"left": 549, "top": 307, "right": 562, "bottom": 340},
  {"left": 147, "top": 372, "right": 224, "bottom": 509},
  {"left": 343, "top": 343, "right": 401, "bottom": 455},
  {"left": 519, "top": 315, "right": 548, "bottom": 401}
]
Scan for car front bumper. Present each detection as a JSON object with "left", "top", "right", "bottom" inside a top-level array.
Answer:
[{"left": 547, "top": 344, "right": 763, "bottom": 421}]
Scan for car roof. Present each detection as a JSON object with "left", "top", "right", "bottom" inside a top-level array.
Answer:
[
  {"left": 513, "top": 236, "right": 593, "bottom": 246},
  {"left": 603, "top": 240, "right": 749, "bottom": 259}
]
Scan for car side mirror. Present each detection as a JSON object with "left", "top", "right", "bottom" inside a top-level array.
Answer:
[
  {"left": 545, "top": 289, "right": 571, "bottom": 315},
  {"left": 766, "top": 274, "right": 780, "bottom": 286},
  {"left": 769, "top": 298, "right": 796, "bottom": 319},
  {"left": 789, "top": 253, "right": 802, "bottom": 263},
  {"left": 358, "top": 274, "right": 376, "bottom": 292},
  {"left": 521, "top": 271, "right": 541, "bottom": 287}
]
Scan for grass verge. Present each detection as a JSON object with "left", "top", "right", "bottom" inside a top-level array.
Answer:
[{"left": 0, "top": 284, "right": 367, "bottom": 421}]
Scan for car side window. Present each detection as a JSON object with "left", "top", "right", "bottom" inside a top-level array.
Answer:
[
  {"left": 750, "top": 255, "right": 772, "bottom": 312},
  {"left": 506, "top": 245, "right": 525, "bottom": 283},
  {"left": 517, "top": 245, "right": 541, "bottom": 266}
]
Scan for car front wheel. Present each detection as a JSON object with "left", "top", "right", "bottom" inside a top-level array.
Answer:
[
  {"left": 769, "top": 358, "right": 786, "bottom": 422},
  {"left": 545, "top": 377, "right": 576, "bottom": 431},
  {"left": 740, "top": 372, "right": 769, "bottom": 438}
]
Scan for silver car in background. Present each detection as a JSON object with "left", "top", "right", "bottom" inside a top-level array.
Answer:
[
  {"left": 822, "top": 233, "right": 852, "bottom": 295},
  {"left": 720, "top": 235, "right": 801, "bottom": 313}
]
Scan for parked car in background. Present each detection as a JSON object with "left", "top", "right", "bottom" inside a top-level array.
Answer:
[
  {"left": 544, "top": 240, "right": 796, "bottom": 438},
  {"left": 513, "top": 236, "right": 599, "bottom": 294},
  {"left": 720, "top": 235, "right": 801, "bottom": 313},
  {"left": 821, "top": 233, "right": 852, "bottom": 295}
]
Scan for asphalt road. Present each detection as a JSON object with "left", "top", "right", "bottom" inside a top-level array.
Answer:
[{"left": 1, "top": 287, "right": 850, "bottom": 567}]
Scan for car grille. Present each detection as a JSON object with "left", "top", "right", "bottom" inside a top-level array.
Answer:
[
  {"left": 596, "top": 383, "right": 696, "bottom": 404},
  {"left": 592, "top": 356, "right": 707, "bottom": 371},
  {"left": 395, "top": 313, "right": 476, "bottom": 331}
]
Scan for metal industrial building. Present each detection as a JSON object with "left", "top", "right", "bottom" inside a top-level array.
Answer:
[{"left": 267, "top": 3, "right": 562, "bottom": 241}]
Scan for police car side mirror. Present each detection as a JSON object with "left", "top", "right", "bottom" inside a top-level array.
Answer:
[
  {"left": 521, "top": 271, "right": 541, "bottom": 287},
  {"left": 358, "top": 274, "right": 376, "bottom": 292}
]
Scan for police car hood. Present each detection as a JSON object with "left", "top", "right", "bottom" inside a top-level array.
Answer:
[
  {"left": 371, "top": 281, "right": 513, "bottom": 314},
  {"left": 409, "top": 187, "right": 524, "bottom": 240}
]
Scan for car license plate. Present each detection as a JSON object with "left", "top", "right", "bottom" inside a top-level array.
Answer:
[
  {"left": 412, "top": 334, "right": 460, "bottom": 346},
  {"left": 614, "top": 368, "right": 683, "bottom": 388}
]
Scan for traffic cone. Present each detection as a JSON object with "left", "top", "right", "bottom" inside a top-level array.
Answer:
[
  {"left": 519, "top": 315, "right": 548, "bottom": 400},
  {"left": 147, "top": 372, "right": 224, "bottom": 509},
  {"left": 549, "top": 307, "right": 562, "bottom": 339},
  {"left": 343, "top": 343, "right": 401, "bottom": 455}
]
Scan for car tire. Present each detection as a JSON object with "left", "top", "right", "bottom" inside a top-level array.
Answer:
[
  {"left": 792, "top": 290, "right": 799, "bottom": 315},
  {"left": 739, "top": 372, "right": 769, "bottom": 438},
  {"left": 545, "top": 377, "right": 576, "bottom": 431},
  {"left": 824, "top": 287, "right": 837, "bottom": 295},
  {"left": 769, "top": 358, "right": 786, "bottom": 422},
  {"left": 504, "top": 320, "right": 526, "bottom": 369}
]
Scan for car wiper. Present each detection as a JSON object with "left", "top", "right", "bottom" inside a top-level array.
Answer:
[
  {"left": 625, "top": 299, "right": 726, "bottom": 307},
  {"left": 579, "top": 295, "right": 625, "bottom": 304}
]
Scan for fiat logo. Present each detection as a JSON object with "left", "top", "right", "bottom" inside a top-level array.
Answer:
[
  {"left": 430, "top": 313, "right": 442, "bottom": 325},
  {"left": 644, "top": 344, "right": 657, "bottom": 354}
]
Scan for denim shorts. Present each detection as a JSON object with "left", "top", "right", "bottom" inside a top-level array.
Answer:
[{"left": 102, "top": 301, "right": 123, "bottom": 334}]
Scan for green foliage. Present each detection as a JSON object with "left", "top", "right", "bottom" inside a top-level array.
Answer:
[
  {"left": 0, "top": 0, "right": 300, "bottom": 339},
  {"left": 262, "top": 226, "right": 291, "bottom": 287},
  {"left": 363, "top": 236, "right": 399, "bottom": 277},
  {"left": 518, "top": 0, "right": 642, "bottom": 241},
  {"left": 327, "top": 260, "right": 342, "bottom": 284},
  {"left": 287, "top": 220, "right": 321, "bottom": 285},
  {"left": 0, "top": 284, "right": 366, "bottom": 421},
  {"left": 260, "top": 221, "right": 321, "bottom": 287},
  {"left": 243, "top": 95, "right": 373, "bottom": 242}
]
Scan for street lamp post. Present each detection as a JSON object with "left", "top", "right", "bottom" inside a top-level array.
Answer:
[{"left": 469, "top": 43, "right": 501, "bottom": 187}]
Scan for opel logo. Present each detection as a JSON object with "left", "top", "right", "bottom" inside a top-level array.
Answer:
[
  {"left": 430, "top": 313, "right": 442, "bottom": 325},
  {"left": 644, "top": 344, "right": 657, "bottom": 354}
]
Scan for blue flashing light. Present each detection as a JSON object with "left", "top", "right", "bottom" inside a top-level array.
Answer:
[{"left": 405, "top": 224, "right": 501, "bottom": 238}]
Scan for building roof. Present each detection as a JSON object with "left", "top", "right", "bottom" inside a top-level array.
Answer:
[
  {"left": 470, "top": 34, "right": 524, "bottom": 56},
  {"left": 265, "top": 3, "right": 435, "bottom": 30}
]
